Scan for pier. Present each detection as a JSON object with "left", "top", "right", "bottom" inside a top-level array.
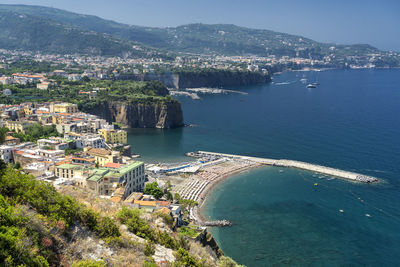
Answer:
[
  {"left": 195, "top": 151, "right": 379, "bottom": 183},
  {"left": 202, "top": 220, "right": 232, "bottom": 227}
]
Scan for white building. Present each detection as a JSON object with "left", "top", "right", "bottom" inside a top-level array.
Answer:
[
  {"left": 0, "top": 145, "right": 13, "bottom": 163},
  {"left": 2, "top": 89, "right": 12, "bottom": 96}
]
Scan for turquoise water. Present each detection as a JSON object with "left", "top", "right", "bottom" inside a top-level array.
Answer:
[{"left": 128, "top": 69, "right": 400, "bottom": 266}]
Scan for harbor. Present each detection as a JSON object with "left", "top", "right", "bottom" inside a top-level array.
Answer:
[
  {"left": 153, "top": 150, "right": 379, "bottom": 226},
  {"left": 193, "top": 151, "right": 379, "bottom": 183}
]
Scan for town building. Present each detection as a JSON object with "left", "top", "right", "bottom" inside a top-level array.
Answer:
[
  {"left": 0, "top": 145, "right": 13, "bottom": 163},
  {"left": 53, "top": 103, "right": 78, "bottom": 114},
  {"left": 5, "top": 121, "right": 34, "bottom": 133},
  {"left": 85, "top": 147, "right": 119, "bottom": 166},
  {"left": 86, "top": 161, "right": 145, "bottom": 197},
  {"left": 99, "top": 129, "right": 127, "bottom": 144}
]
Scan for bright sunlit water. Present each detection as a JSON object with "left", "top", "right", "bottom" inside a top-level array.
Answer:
[{"left": 128, "top": 69, "right": 400, "bottom": 266}]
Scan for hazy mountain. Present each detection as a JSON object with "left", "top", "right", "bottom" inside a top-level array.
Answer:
[
  {"left": 0, "top": 7, "right": 165, "bottom": 57},
  {"left": 0, "top": 4, "right": 395, "bottom": 62}
]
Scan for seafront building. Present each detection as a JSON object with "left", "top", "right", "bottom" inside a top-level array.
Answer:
[
  {"left": 86, "top": 161, "right": 145, "bottom": 197},
  {"left": 99, "top": 129, "right": 128, "bottom": 144}
]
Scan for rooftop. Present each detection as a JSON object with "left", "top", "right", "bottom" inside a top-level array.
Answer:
[{"left": 56, "top": 164, "right": 84, "bottom": 170}]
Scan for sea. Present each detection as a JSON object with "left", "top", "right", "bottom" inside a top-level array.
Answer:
[{"left": 127, "top": 69, "right": 400, "bottom": 266}]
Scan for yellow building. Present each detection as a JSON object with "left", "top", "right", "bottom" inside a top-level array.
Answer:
[
  {"left": 51, "top": 115, "right": 63, "bottom": 125},
  {"left": 99, "top": 129, "right": 127, "bottom": 144},
  {"left": 5, "top": 121, "right": 33, "bottom": 133},
  {"left": 54, "top": 103, "right": 78, "bottom": 114},
  {"left": 23, "top": 108, "right": 34, "bottom": 116},
  {"left": 85, "top": 147, "right": 118, "bottom": 167}
]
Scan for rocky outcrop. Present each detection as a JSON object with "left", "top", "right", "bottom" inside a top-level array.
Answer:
[
  {"left": 87, "top": 101, "right": 184, "bottom": 129},
  {"left": 176, "top": 70, "right": 271, "bottom": 88},
  {"left": 197, "top": 230, "right": 223, "bottom": 258},
  {"left": 118, "top": 70, "right": 271, "bottom": 89}
]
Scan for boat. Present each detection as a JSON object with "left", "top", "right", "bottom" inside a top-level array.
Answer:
[{"left": 306, "top": 83, "right": 317, "bottom": 88}]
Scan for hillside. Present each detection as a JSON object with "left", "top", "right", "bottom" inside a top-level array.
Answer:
[
  {"left": 0, "top": 8, "right": 164, "bottom": 57},
  {"left": 0, "top": 4, "right": 396, "bottom": 62},
  {"left": 0, "top": 164, "right": 245, "bottom": 266}
]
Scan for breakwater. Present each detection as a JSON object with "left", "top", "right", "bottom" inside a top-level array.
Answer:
[{"left": 194, "top": 151, "right": 379, "bottom": 183}]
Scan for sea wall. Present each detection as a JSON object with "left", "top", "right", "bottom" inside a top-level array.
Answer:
[
  {"left": 195, "top": 151, "right": 379, "bottom": 183},
  {"left": 87, "top": 100, "right": 184, "bottom": 129}
]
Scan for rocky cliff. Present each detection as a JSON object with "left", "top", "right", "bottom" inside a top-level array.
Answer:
[
  {"left": 175, "top": 70, "right": 271, "bottom": 88},
  {"left": 118, "top": 70, "right": 271, "bottom": 89},
  {"left": 87, "top": 100, "right": 184, "bottom": 129}
]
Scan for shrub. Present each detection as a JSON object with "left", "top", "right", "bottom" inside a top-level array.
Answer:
[
  {"left": 173, "top": 248, "right": 199, "bottom": 267},
  {"left": 95, "top": 217, "right": 121, "bottom": 239},
  {"left": 157, "top": 212, "right": 174, "bottom": 228},
  {"left": 78, "top": 207, "right": 100, "bottom": 230},
  {"left": 117, "top": 207, "right": 154, "bottom": 240},
  {"left": 217, "top": 256, "right": 245, "bottom": 267},
  {"left": 143, "top": 257, "right": 157, "bottom": 267},
  {"left": 72, "top": 260, "right": 107, "bottom": 267},
  {"left": 144, "top": 240, "right": 155, "bottom": 256}
]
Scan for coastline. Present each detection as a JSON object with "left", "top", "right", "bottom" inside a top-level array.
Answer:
[
  {"left": 169, "top": 151, "right": 380, "bottom": 225},
  {"left": 194, "top": 163, "right": 263, "bottom": 224}
]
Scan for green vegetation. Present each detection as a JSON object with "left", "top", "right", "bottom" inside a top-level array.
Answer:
[
  {"left": 166, "top": 191, "right": 173, "bottom": 201},
  {"left": 0, "top": 164, "right": 120, "bottom": 266},
  {"left": 174, "top": 193, "right": 181, "bottom": 201},
  {"left": 178, "top": 225, "right": 201, "bottom": 239},
  {"left": 116, "top": 206, "right": 205, "bottom": 266},
  {"left": 217, "top": 256, "right": 246, "bottom": 267},
  {"left": 7, "top": 124, "right": 60, "bottom": 143},
  {"left": 144, "top": 240, "right": 155, "bottom": 256},
  {"left": 144, "top": 182, "right": 164, "bottom": 199},
  {"left": 174, "top": 248, "right": 201, "bottom": 267},
  {"left": 65, "top": 148, "right": 83, "bottom": 156},
  {"left": 0, "top": 9, "right": 151, "bottom": 57},
  {"left": 117, "top": 207, "right": 154, "bottom": 240},
  {"left": 156, "top": 212, "right": 174, "bottom": 228},
  {"left": 179, "top": 199, "right": 199, "bottom": 211},
  {"left": 95, "top": 217, "right": 121, "bottom": 239},
  {"left": 0, "top": 127, "right": 9, "bottom": 144},
  {"left": 0, "top": 59, "right": 62, "bottom": 76},
  {"left": 0, "top": 79, "right": 177, "bottom": 110},
  {"left": 0, "top": 5, "right": 398, "bottom": 66},
  {"left": 72, "top": 260, "right": 107, "bottom": 267}
]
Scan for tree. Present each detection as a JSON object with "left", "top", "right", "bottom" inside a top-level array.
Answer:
[
  {"left": 0, "top": 127, "right": 9, "bottom": 144},
  {"left": 174, "top": 193, "right": 181, "bottom": 202},
  {"left": 166, "top": 191, "right": 173, "bottom": 201},
  {"left": 144, "top": 182, "right": 163, "bottom": 199}
]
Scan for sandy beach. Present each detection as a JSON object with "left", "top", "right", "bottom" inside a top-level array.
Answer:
[
  {"left": 165, "top": 158, "right": 262, "bottom": 223},
  {"left": 163, "top": 151, "right": 378, "bottom": 224}
]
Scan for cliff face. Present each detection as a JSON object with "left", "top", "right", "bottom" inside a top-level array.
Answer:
[
  {"left": 117, "top": 70, "right": 271, "bottom": 89},
  {"left": 88, "top": 101, "right": 184, "bottom": 129},
  {"left": 176, "top": 71, "right": 271, "bottom": 88}
]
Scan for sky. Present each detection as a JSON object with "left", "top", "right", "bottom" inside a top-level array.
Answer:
[{"left": 0, "top": 0, "right": 399, "bottom": 51}]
